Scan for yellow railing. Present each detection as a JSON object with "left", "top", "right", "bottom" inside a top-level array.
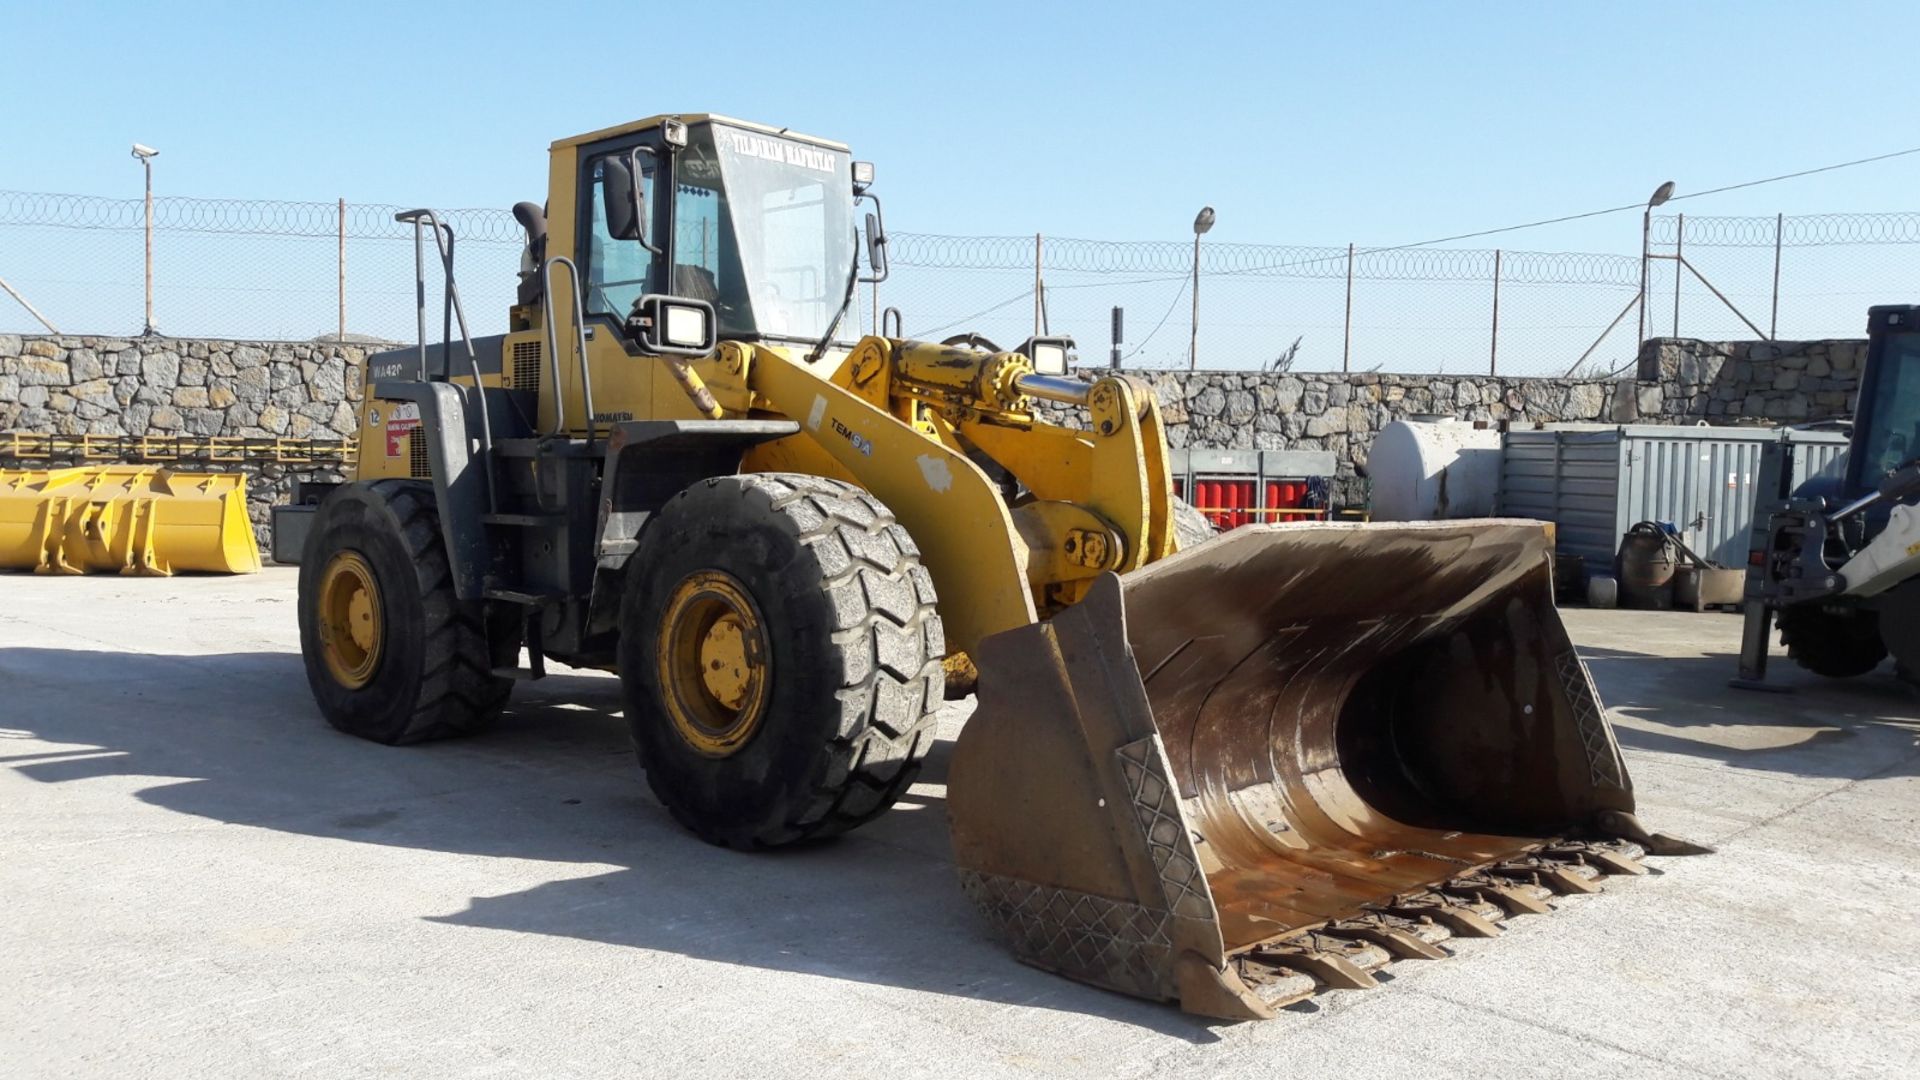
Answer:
[{"left": 0, "top": 431, "right": 358, "bottom": 467}]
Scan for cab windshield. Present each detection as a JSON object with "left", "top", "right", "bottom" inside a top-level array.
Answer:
[
  {"left": 673, "top": 124, "right": 855, "bottom": 342},
  {"left": 1858, "top": 330, "right": 1920, "bottom": 487}
]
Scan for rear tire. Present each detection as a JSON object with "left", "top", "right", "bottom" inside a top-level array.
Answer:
[
  {"left": 620, "top": 473, "right": 944, "bottom": 848},
  {"left": 1778, "top": 604, "right": 1886, "bottom": 679},
  {"left": 297, "top": 480, "right": 516, "bottom": 744}
]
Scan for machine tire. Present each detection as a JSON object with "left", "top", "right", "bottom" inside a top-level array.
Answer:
[
  {"left": 620, "top": 473, "right": 944, "bottom": 848},
  {"left": 298, "top": 479, "right": 516, "bottom": 744},
  {"left": 1778, "top": 604, "right": 1887, "bottom": 679}
]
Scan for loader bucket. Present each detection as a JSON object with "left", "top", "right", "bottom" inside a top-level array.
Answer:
[
  {"left": 950, "top": 520, "right": 1694, "bottom": 1019},
  {"left": 0, "top": 465, "right": 261, "bottom": 576}
]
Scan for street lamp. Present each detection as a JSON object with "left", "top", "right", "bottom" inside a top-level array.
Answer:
[
  {"left": 131, "top": 143, "right": 159, "bottom": 335},
  {"left": 1189, "top": 206, "right": 1215, "bottom": 370},
  {"left": 1637, "top": 180, "right": 1675, "bottom": 349}
]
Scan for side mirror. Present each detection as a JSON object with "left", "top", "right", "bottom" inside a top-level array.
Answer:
[
  {"left": 627, "top": 294, "right": 717, "bottom": 357},
  {"left": 1021, "top": 335, "right": 1075, "bottom": 376},
  {"left": 857, "top": 192, "right": 889, "bottom": 284},
  {"left": 600, "top": 149, "right": 662, "bottom": 254},
  {"left": 863, "top": 212, "right": 889, "bottom": 280},
  {"left": 600, "top": 157, "right": 641, "bottom": 241}
]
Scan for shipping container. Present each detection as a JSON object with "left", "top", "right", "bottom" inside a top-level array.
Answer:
[{"left": 1499, "top": 425, "right": 1849, "bottom": 573}]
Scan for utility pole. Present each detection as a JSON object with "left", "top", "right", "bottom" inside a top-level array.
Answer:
[
  {"left": 1032, "top": 233, "right": 1043, "bottom": 337},
  {"left": 1637, "top": 180, "right": 1675, "bottom": 353},
  {"left": 132, "top": 143, "right": 160, "bottom": 335},
  {"left": 1189, "top": 206, "right": 1215, "bottom": 370},
  {"left": 337, "top": 198, "right": 347, "bottom": 342}
]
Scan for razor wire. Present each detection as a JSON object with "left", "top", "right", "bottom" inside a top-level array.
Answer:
[
  {"left": 890, "top": 232, "right": 1640, "bottom": 285},
  {"left": 3, "top": 190, "right": 1917, "bottom": 374},
  {"left": 1650, "top": 211, "right": 1920, "bottom": 247},
  {"left": 0, "top": 191, "right": 524, "bottom": 243}
]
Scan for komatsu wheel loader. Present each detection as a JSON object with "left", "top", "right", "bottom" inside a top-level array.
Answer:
[{"left": 279, "top": 113, "right": 1701, "bottom": 1019}]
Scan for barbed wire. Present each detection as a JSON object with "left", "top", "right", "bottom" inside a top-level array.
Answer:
[
  {"left": 890, "top": 232, "right": 1639, "bottom": 285},
  {"left": 10, "top": 189, "right": 1915, "bottom": 271},
  {"left": 1651, "top": 211, "right": 1920, "bottom": 248},
  {"left": 0, "top": 191, "right": 524, "bottom": 243}
]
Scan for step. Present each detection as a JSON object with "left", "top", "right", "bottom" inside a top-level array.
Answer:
[
  {"left": 483, "top": 586, "right": 565, "bottom": 605},
  {"left": 481, "top": 512, "right": 567, "bottom": 527}
]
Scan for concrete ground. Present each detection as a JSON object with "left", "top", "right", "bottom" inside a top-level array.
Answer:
[{"left": 2, "top": 568, "right": 1916, "bottom": 1079}]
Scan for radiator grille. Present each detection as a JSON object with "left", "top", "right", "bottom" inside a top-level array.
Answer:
[
  {"left": 409, "top": 433, "right": 431, "bottom": 479},
  {"left": 511, "top": 340, "right": 542, "bottom": 391}
]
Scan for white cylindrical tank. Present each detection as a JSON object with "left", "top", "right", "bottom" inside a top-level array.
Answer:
[{"left": 1368, "top": 419, "right": 1504, "bottom": 521}]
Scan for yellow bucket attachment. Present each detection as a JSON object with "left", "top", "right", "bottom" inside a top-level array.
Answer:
[
  {"left": 949, "top": 520, "right": 1702, "bottom": 1019},
  {"left": 0, "top": 465, "right": 261, "bottom": 576}
]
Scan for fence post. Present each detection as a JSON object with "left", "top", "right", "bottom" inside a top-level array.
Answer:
[
  {"left": 1672, "top": 213, "right": 1683, "bottom": 338},
  {"left": 1489, "top": 248, "right": 1502, "bottom": 375},
  {"left": 1770, "top": 212, "right": 1783, "bottom": 339},
  {"left": 337, "top": 198, "right": 346, "bottom": 342},
  {"left": 1032, "top": 233, "right": 1043, "bottom": 338},
  {"left": 1110, "top": 306, "right": 1123, "bottom": 369},
  {"left": 1342, "top": 242, "right": 1354, "bottom": 372}
]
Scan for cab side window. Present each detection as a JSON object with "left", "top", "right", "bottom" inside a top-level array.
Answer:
[{"left": 584, "top": 155, "right": 656, "bottom": 318}]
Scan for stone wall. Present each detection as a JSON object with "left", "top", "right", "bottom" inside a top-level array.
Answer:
[
  {"left": 1639, "top": 337, "right": 1862, "bottom": 423},
  {"left": 0, "top": 333, "right": 380, "bottom": 541},
  {"left": 1040, "top": 338, "right": 1865, "bottom": 503},
  {"left": 2, "top": 333, "right": 1868, "bottom": 528},
  {"left": 1036, "top": 370, "right": 1643, "bottom": 502},
  {"left": 0, "top": 333, "right": 372, "bottom": 438}
]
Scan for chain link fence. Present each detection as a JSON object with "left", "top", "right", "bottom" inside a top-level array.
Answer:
[
  {"left": 4, "top": 189, "right": 1915, "bottom": 375},
  {"left": 1644, "top": 212, "right": 1920, "bottom": 348}
]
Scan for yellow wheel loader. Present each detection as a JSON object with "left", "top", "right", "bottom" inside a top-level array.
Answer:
[{"left": 279, "top": 113, "right": 1703, "bottom": 1018}]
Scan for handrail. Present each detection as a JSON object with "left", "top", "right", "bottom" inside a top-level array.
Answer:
[
  {"left": 538, "top": 255, "right": 596, "bottom": 444},
  {"left": 396, "top": 208, "right": 495, "bottom": 512}
]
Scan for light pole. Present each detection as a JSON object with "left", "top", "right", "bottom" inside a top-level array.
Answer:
[
  {"left": 1637, "top": 180, "right": 1675, "bottom": 350},
  {"left": 1189, "top": 206, "right": 1215, "bottom": 370},
  {"left": 131, "top": 143, "right": 159, "bottom": 335}
]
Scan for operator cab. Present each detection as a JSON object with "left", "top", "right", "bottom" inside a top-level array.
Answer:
[
  {"left": 1846, "top": 306, "right": 1920, "bottom": 500},
  {"left": 520, "top": 114, "right": 886, "bottom": 357}
]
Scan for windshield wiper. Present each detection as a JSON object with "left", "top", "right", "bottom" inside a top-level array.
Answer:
[{"left": 805, "top": 241, "right": 861, "bottom": 364}]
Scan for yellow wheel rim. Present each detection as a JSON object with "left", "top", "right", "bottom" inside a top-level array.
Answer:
[
  {"left": 317, "top": 551, "right": 383, "bottom": 689},
  {"left": 656, "top": 570, "right": 770, "bottom": 758}
]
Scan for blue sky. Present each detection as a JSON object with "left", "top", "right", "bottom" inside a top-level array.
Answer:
[{"left": 4, "top": 0, "right": 1917, "bottom": 254}]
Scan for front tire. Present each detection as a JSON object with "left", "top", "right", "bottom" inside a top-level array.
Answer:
[
  {"left": 620, "top": 473, "right": 944, "bottom": 848},
  {"left": 297, "top": 480, "right": 515, "bottom": 744},
  {"left": 1778, "top": 604, "right": 1886, "bottom": 679}
]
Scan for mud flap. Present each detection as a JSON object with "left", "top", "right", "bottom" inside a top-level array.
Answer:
[{"left": 949, "top": 520, "right": 1695, "bottom": 1018}]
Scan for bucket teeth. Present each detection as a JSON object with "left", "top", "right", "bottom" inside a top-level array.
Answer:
[
  {"left": 1544, "top": 841, "right": 1650, "bottom": 876},
  {"left": 1440, "top": 875, "right": 1555, "bottom": 916},
  {"left": 1385, "top": 893, "right": 1505, "bottom": 938},
  {"left": 1233, "top": 962, "right": 1319, "bottom": 1008},
  {"left": 1250, "top": 937, "right": 1383, "bottom": 991},
  {"left": 1329, "top": 916, "right": 1450, "bottom": 960},
  {"left": 1489, "top": 859, "right": 1604, "bottom": 895},
  {"left": 1584, "top": 848, "right": 1650, "bottom": 876}
]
